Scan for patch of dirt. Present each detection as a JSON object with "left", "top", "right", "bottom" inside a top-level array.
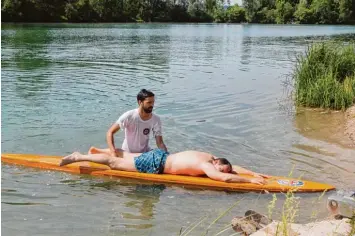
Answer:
[{"left": 345, "top": 105, "right": 355, "bottom": 145}]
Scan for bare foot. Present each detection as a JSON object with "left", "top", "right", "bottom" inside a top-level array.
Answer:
[
  {"left": 88, "top": 146, "right": 101, "bottom": 154},
  {"left": 59, "top": 152, "right": 80, "bottom": 166}
]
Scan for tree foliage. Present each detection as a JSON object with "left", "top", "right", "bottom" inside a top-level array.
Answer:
[{"left": 1, "top": 0, "right": 354, "bottom": 24}]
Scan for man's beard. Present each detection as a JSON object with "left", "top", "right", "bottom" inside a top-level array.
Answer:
[{"left": 143, "top": 106, "right": 153, "bottom": 113}]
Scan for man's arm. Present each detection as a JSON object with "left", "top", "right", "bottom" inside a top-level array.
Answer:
[
  {"left": 153, "top": 116, "right": 168, "bottom": 152},
  {"left": 201, "top": 163, "right": 266, "bottom": 185},
  {"left": 232, "top": 165, "right": 270, "bottom": 179},
  {"left": 155, "top": 136, "right": 168, "bottom": 152},
  {"left": 106, "top": 123, "right": 120, "bottom": 157},
  {"left": 232, "top": 165, "right": 254, "bottom": 175}
]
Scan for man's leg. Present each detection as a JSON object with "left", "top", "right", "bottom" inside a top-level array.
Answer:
[
  {"left": 59, "top": 152, "right": 137, "bottom": 172},
  {"left": 88, "top": 146, "right": 111, "bottom": 155},
  {"left": 88, "top": 146, "right": 125, "bottom": 157},
  {"left": 60, "top": 152, "right": 114, "bottom": 166}
]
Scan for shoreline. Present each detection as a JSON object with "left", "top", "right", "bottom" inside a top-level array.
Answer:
[
  {"left": 345, "top": 105, "right": 355, "bottom": 145},
  {"left": 2, "top": 22, "right": 355, "bottom": 26},
  {"left": 250, "top": 218, "right": 353, "bottom": 236}
]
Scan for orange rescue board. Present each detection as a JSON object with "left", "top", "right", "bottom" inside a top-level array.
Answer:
[{"left": 1, "top": 153, "right": 336, "bottom": 193}]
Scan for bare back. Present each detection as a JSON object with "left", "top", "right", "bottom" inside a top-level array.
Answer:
[
  {"left": 163, "top": 151, "right": 214, "bottom": 176},
  {"left": 117, "top": 150, "right": 214, "bottom": 176}
]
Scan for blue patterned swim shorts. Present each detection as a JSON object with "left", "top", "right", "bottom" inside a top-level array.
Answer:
[{"left": 134, "top": 149, "right": 169, "bottom": 174}]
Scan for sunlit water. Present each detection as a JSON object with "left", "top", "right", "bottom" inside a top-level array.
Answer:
[{"left": 2, "top": 23, "right": 355, "bottom": 235}]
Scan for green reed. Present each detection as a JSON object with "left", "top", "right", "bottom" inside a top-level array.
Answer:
[{"left": 293, "top": 42, "right": 355, "bottom": 110}]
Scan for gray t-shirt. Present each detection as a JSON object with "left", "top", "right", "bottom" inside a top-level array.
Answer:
[{"left": 116, "top": 109, "right": 162, "bottom": 153}]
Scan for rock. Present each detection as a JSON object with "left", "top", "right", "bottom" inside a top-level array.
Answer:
[
  {"left": 231, "top": 216, "right": 258, "bottom": 235},
  {"left": 245, "top": 210, "right": 273, "bottom": 227},
  {"left": 250, "top": 219, "right": 352, "bottom": 236},
  {"left": 231, "top": 210, "right": 273, "bottom": 235}
]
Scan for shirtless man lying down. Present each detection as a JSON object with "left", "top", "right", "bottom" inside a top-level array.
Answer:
[{"left": 59, "top": 149, "right": 268, "bottom": 185}]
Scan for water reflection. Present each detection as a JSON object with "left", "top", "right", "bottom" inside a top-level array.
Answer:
[
  {"left": 293, "top": 108, "right": 353, "bottom": 148},
  {"left": 88, "top": 180, "right": 165, "bottom": 229},
  {"left": 240, "top": 36, "right": 252, "bottom": 67},
  {"left": 14, "top": 76, "right": 52, "bottom": 99},
  {"left": 240, "top": 26, "right": 252, "bottom": 71},
  {"left": 11, "top": 26, "right": 52, "bottom": 70},
  {"left": 121, "top": 31, "right": 171, "bottom": 85},
  {"left": 292, "top": 107, "right": 355, "bottom": 189},
  {"left": 240, "top": 25, "right": 253, "bottom": 68},
  {"left": 120, "top": 184, "right": 165, "bottom": 229},
  {"left": 2, "top": 26, "right": 53, "bottom": 99},
  {"left": 145, "top": 34, "right": 170, "bottom": 78},
  {"left": 66, "top": 178, "right": 165, "bottom": 230}
]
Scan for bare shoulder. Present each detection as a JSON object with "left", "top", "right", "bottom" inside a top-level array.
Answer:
[
  {"left": 167, "top": 151, "right": 214, "bottom": 162},
  {"left": 200, "top": 161, "right": 214, "bottom": 169},
  {"left": 177, "top": 150, "right": 211, "bottom": 155},
  {"left": 199, "top": 162, "right": 220, "bottom": 175}
]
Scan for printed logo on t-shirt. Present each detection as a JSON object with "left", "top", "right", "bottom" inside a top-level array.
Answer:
[{"left": 143, "top": 128, "right": 150, "bottom": 135}]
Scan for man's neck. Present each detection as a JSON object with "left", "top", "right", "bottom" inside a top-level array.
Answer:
[{"left": 138, "top": 108, "right": 152, "bottom": 120}]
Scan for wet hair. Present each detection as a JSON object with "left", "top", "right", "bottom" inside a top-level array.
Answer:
[
  {"left": 216, "top": 158, "right": 232, "bottom": 173},
  {"left": 137, "top": 89, "right": 155, "bottom": 102}
]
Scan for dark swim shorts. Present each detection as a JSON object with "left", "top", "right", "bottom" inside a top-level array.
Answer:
[{"left": 134, "top": 149, "right": 169, "bottom": 174}]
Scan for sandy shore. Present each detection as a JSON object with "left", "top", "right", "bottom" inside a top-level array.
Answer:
[
  {"left": 251, "top": 218, "right": 353, "bottom": 236},
  {"left": 345, "top": 105, "right": 355, "bottom": 145},
  {"left": 250, "top": 105, "right": 355, "bottom": 236}
]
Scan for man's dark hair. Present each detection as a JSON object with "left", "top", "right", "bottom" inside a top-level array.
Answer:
[
  {"left": 137, "top": 89, "right": 155, "bottom": 102},
  {"left": 216, "top": 158, "right": 232, "bottom": 173}
]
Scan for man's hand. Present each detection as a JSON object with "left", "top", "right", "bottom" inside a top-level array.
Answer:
[
  {"left": 250, "top": 178, "right": 267, "bottom": 185},
  {"left": 107, "top": 123, "right": 120, "bottom": 157},
  {"left": 110, "top": 150, "right": 118, "bottom": 157},
  {"left": 155, "top": 136, "right": 168, "bottom": 152}
]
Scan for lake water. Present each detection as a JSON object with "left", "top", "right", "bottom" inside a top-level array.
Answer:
[{"left": 2, "top": 23, "right": 355, "bottom": 236}]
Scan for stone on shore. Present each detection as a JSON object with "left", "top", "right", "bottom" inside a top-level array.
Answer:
[
  {"left": 345, "top": 105, "right": 355, "bottom": 145},
  {"left": 250, "top": 218, "right": 352, "bottom": 236}
]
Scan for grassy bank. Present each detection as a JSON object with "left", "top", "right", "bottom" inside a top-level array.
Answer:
[{"left": 293, "top": 42, "right": 355, "bottom": 110}]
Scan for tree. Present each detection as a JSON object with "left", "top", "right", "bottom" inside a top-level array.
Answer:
[
  {"left": 2, "top": 0, "right": 23, "bottom": 21},
  {"left": 310, "top": 0, "right": 338, "bottom": 24},
  {"left": 294, "top": 0, "right": 315, "bottom": 23},
  {"left": 275, "top": 0, "right": 294, "bottom": 24},
  {"left": 74, "top": 0, "right": 98, "bottom": 22},
  {"left": 338, "top": 0, "right": 352, "bottom": 23},
  {"left": 89, "top": 0, "right": 124, "bottom": 22},
  {"left": 226, "top": 4, "right": 246, "bottom": 22},
  {"left": 257, "top": 7, "right": 276, "bottom": 23},
  {"left": 187, "top": 0, "right": 211, "bottom": 22},
  {"left": 242, "top": 0, "right": 262, "bottom": 22}
]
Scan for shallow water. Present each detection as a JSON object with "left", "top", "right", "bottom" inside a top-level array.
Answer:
[{"left": 2, "top": 23, "right": 355, "bottom": 235}]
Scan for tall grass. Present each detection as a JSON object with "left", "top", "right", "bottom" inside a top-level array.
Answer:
[
  {"left": 179, "top": 198, "right": 244, "bottom": 236},
  {"left": 349, "top": 212, "right": 355, "bottom": 236},
  {"left": 293, "top": 42, "right": 355, "bottom": 110},
  {"left": 277, "top": 190, "right": 300, "bottom": 236}
]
